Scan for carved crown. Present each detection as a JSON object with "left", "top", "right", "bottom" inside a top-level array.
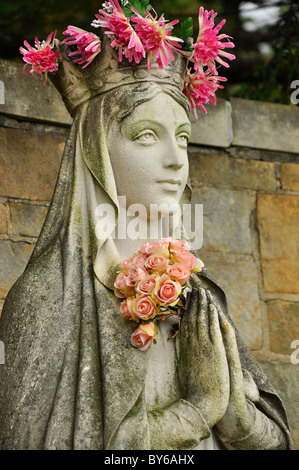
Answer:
[{"left": 50, "top": 35, "right": 188, "bottom": 117}]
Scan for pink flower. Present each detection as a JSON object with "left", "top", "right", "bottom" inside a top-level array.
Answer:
[
  {"left": 131, "top": 322, "right": 158, "bottom": 351},
  {"left": 121, "top": 257, "right": 134, "bottom": 271},
  {"left": 131, "top": 9, "right": 184, "bottom": 69},
  {"left": 114, "top": 271, "right": 128, "bottom": 293},
  {"left": 114, "top": 271, "right": 135, "bottom": 298},
  {"left": 146, "top": 241, "right": 169, "bottom": 257},
  {"left": 20, "top": 32, "right": 59, "bottom": 85},
  {"left": 134, "top": 295, "right": 158, "bottom": 321},
  {"left": 169, "top": 239, "right": 190, "bottom": 255},
  {"left": 92, "top": 0, "right": 145, "bottom": 64},
  {"left": 173, "top": 251, "right": 204, "bottom": 273},
  {"left": 191, "top": 7, "right": 235, "bottom": 75},
  {"left": 183, "top": 68, "right": 227, "bottom": 118},
  {"left": 132, "top": 254, "right": 146, "bottom": 269},
  {"left": 120, "top": 298, "right": 139, "bottom": 321},
  {"left": 136, "top": 275, "right": 157, "bottom": 295},
  {"left": 126, "top": 266, "right": 147, "bottom": 288},
  {"left": 153, "top": 274, "right": 181, "bottom": 307},
  {"left": 63, "top": 26, "right": 101, "bottom": 68},
  {"left": 166, "top": 263, "right": 191, "bottom": 286},
  {"left": 156, "top": 237, "right": 173, "bottom": 246},
  {"left": 145, "top": 254, "right": 169, "bottom": 273},
  {"left": 138, "top": 243, "right": 150, "bottom": 256}
]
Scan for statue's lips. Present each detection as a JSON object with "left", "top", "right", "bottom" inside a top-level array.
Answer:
[{"left": 156, "top": 179, "right": 181, "bottom": 191}]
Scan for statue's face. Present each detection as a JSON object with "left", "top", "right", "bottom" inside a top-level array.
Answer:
[{"left": 107, "top": 93, "right": 190, "bottom": 215}]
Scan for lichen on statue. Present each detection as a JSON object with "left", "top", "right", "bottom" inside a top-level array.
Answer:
[{"left": 0, "top": 36, "right": 294, "bottom": 450}]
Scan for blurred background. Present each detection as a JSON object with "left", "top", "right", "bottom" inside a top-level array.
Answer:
[{"left": 0, "top": 0, "right": 298, "bottom": 106}]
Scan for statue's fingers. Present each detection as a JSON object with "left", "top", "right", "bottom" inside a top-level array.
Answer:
[
  {"left": 196, "top": 287, "right": 210, "bottom": 341},
  {"left": 208, "top": 303, "right": 223, "bottom": 343},
  {"left": 218, "top": 308, "right": 244, "bottom": 390}
]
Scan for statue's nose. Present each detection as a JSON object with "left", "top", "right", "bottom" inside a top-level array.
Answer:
[{"left": 162, "top": 139, "right": 186, "bottom": 170}]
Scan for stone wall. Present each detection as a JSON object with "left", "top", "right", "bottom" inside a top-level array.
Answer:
[{"left": 0, "top": 58, "right": 299, "bottom": 449}]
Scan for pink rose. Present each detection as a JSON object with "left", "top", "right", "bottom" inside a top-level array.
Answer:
[
  {"left": 146, "top": 241, "right": 169, "bottom": 257},
  {"left": 134, "top": 295, "right": 158, "bottom": 320},
  {"left": 156, "top": 237, "right": 173, "bottom": 247},
  {"left": 126, "top": 266, "right": 147, "bottom": 288},
  {"left": 120, "top": 299, "right": 139, "bottom": 321},
  {"left": 121, "top": 257, "right": 134, "bottom": 271},
  {"left": 136, "top": 275, "right": 157, "bottom": 295},
  {"left": 114, "top": 271, "right": 136, "bottom": 298},
  {"left": 153, "top": 274, "right": 181, "bottom": 307},
  {"left": 145, "top": 254, "right": 169, "bottom": 273},
  {"left": 138, "top": 243, "right": 150, "bottom": 256},
  {"left": 169, "top": 239, "right": 190, "bottom": 255},
  {"left": 167, "top": 263, "right": 191, "bottom": 286},
  {"left": 114, "top": 271, "right": 128, "bottom": 296},
  {"left": 131, "top": 322, "right": 157, "bottom": 351},
  {"left": 132, "top": 254, "right": 146, "bottom": 268},
  {"left": 173, "top": 252, "right": 204, "bottom": 272}
]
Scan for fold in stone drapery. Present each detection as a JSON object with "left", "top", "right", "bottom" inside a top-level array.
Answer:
[{"left": 0, "top": 92, "right": 294, "bottom": 450}]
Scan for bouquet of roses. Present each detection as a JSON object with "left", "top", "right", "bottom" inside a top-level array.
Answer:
[{"left": 114, "top": 237, "right": 204, "bottom": 351}]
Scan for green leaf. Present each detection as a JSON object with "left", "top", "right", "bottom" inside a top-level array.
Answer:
[
  {"left": 180, "top": 17, "right": 193, "bottom": 41},
  {"left": 122, "top": 0, "right": 152, "bottom": 18}
]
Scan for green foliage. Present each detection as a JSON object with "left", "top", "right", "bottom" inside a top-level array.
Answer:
[
  {"left": 122, "top": 0, "right": 152, "bottom": 18},
  {"left": 179, "top": 17, "right": 194, "bottom": 51}
]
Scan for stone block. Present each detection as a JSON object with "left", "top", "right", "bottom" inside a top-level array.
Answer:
[
  {"left": 259, "top": 360, "right": 299, "bottom": 450},
  {"left": 231, "top": 97, "right": 299, "bottom": 154},
  {"left": 198, "top": 250, "right": 263, "bottom": 350},
  {"left": 0, "top": 127, "right": 66, "bottom": 201},
  {"left": 10, "top": 202, "right": 49, "bottom": 238},
  {"left": 0, "top": 240, "right": 34, "bottom": 299},
  {"left": 257, "top": 194, "right": 299, "bottom": 293},
  {"left": 0, "top": 203, "right": 7, "bottom": 234},
  {"left": 189, "top": 99, "right": 233, "bottom": 148},
  {"left": 268, "top": 300, "right": 299, "bottom": 355},
  {"left": 0, "top": 59, "right": 72, "bottom": 126},
  {"left": 192, "top": 187, "right": 255, "bottom": 255},
  {"left": 188, "top": 152, "right": 277, "bottom": 191},
  {"left": 281, "top": 163, "right": 299, "bottom": 192}
]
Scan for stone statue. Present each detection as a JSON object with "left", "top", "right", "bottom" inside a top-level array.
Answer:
[{"left": 0, "top": 36, "right": 294, "bottom": 450}]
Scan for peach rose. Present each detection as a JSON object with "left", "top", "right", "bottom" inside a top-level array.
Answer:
[
  {"left": 156, "top": 237, "right": 173, "bottom": 246},
  {"left": 131, "top": 322, "right": 157, "bottom": 351},
  {"left": 121, "top": 257, "right": 134, "bottom": 271},
  {"left": 173, "top": 252, "right": 204, "bottom": 272},
  {"left": 153, "top": 274, "right": 181, "bottom": 307},
  {"left": 136, "top": 275, "right": 157, "bottom": 295},
  {"left": 132, "top": 254, "right": 146, "bottom": 268},
  {"left": 134, "top": 295, "right": 158, "bottom": 320},
  {"left": 138, "top": 243, "right": 150, "bottom": 256},
  {"left": 146, "top": 241, "right": 169, "bottom": 257},
  {"left": 114, "top": 271, "right": 128, "bottom": 297},
  {"left": 120, "top": 299, "right": 139, "bottom": 321},
  {"left": 169, "top": 239, "right": 190, "bottom": 255},
  {"left": 114, "top": 271, "right": 136, "bottom": 298},
  {"left": 167, "top": 263, "right": 191, "bottom": 286},
  {"left": 126, "top": 266, "right": 147, "bottom": 288},
  {"left": 145, "top": 254, "right": 169, "bottom": 273}
]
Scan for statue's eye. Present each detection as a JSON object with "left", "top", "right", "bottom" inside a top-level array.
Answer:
[
  {"left": 176, "top": 133, "right": 189, "bottom": 148},
  {"left": 135, "top": 130, "right": 157, "bottom": 143}
]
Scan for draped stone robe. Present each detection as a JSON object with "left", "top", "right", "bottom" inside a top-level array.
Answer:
[{"left": 0, "top": 108, "right": 294, "bottom": 451}]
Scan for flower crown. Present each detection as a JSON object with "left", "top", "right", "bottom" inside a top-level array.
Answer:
[{"left": 20, "top": 0, "right": 235, "bottom": 118}]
